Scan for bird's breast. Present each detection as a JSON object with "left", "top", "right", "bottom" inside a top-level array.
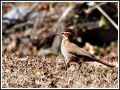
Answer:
[{"left": 61, "top": 39, "right": 78, "bottom": 63}]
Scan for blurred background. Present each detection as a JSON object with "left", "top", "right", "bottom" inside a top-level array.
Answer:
[{"left": 2, "top": 2, "right": 118, "bottom": 57}]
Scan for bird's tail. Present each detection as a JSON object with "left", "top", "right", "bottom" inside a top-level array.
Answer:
[
  {"left": 87, "top": 54, "right": 116, "bottom": 67},
  {"left": 94, "top": 58, "right": 115, "bottom": 67}
]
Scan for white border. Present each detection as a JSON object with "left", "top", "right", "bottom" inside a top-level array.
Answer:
[{"left": 1, "top": 1, "right": 119, "bottom": 89}]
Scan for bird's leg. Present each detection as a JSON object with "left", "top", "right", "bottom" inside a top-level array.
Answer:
[
  {"left": 63, "top": 59, "right": 70, "bottom": 71},
  {"left": 65, "top": 60, "right": 68, "bottom": 71},
  {"left": 69, "top": 62, "right": 80, "bottom": 71}
]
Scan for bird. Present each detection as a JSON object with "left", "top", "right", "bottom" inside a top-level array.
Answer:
[{"left": 60, "top": 30, "right": 115, "bottom": 68}]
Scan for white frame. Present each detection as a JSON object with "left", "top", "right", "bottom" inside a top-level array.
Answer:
[{"left": 1, "top": 1, "right": 119, "bottom": 89}]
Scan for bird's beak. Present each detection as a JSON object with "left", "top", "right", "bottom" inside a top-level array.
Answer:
[
  {"left": 55, "top": 33, "right": 62, "bottom": 36},
  {"left": 61, "top": 32, "right": 64, "bottom": 34},
  {"left": 61, "top": 32, "right": 69, "bottom": 34}
]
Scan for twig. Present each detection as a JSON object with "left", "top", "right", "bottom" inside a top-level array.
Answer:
[
  {"left": 12, "top": 21, "right": 34, "bottom": 29},
  {"left": 33, "top": 11, "right": 47, "bottom": 30},
  {"left": 5, "top": 21, "right": 34, "bottom": 33},
  {"left": 22, "top": 3, "right": 39, "bottom": 21},
  {"left": 26, "top": 3, "right": 39, "bottom": 16},
  {"left": 95, "top": 4, "right": 118, "bottom": 30},
  {"left": 37, "top": 26, "right": 48, "bottom": 35},
  {"left": 85, "top": 2, "right": 118, "bottom": 30},
  {"left": 58, "top": 6, "right": 74, "bottom": 23},
  {"left": 76, "top": 21, "right": 99, "bottom": 30},
  {"left": 86, "top": 2, "right": 107, "bottom": 13},
  {"left": 51, "top": 5, "right": 75, "bottom": 51},
  {"left": 53, "top": 5, "right": 75, "bottom": 32}
]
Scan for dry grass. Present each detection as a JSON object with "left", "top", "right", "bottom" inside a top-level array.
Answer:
[{"left": 2, "top": 53, "right": 118, "bottom": 88}]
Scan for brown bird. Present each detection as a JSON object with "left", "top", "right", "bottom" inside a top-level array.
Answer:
[{"left": 60, "top": 31, "right": 115, "bottom": 67}]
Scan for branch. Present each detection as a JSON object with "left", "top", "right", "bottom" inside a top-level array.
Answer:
[{"left": 95, "top": 4, "right": 118, "bottom": 30}]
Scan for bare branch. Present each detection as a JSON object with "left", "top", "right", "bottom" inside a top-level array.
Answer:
[
  {"left": 85, "top": 2, "right": 118, "bottom": 30},
  {"left": 95, "top": 4, "right": 118, "bottom": 30}
]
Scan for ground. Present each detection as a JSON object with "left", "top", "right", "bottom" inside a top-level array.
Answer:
[{"left": 2, "top": 43, "right": 118, "bottom": 88}]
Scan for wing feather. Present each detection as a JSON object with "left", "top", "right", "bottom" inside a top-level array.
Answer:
[{"left": 64, "top": 41, "right": 97, "bottom": 60}]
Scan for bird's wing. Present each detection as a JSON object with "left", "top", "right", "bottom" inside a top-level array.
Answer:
[
  {"left": 64, "top": 40, "right": 116, "bottom": 67},
  {"left": 65, "top": 41, "right": 96, "bottom": 60}
]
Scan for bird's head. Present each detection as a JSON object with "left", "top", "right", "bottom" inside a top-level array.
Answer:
[{"left": 61, "top": 31, "right": 73, "bottom": 40}]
